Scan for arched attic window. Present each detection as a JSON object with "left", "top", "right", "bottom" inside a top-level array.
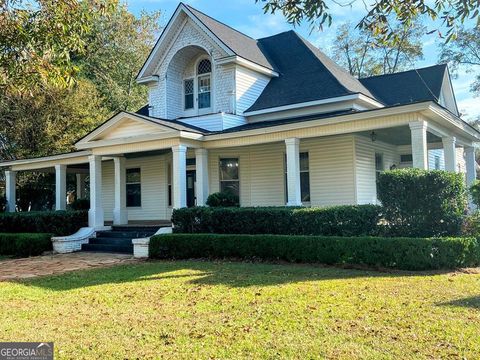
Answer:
[{"left": 183, "top": 58, "right": 212, "bottom": 112}]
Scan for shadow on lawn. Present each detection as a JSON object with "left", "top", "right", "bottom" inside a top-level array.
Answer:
[
  {"left": 20, "top": 259, "right": 446, "bottom": 292},
  {"left": 438, "top": 296, "right": 480, "bottom": 309}
]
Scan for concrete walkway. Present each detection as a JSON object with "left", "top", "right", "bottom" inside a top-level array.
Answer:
[{"left": 0, "top": 253, "right": 139, "bottom": 281}]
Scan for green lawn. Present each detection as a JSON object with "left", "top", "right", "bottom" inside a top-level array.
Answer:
[{"left": 1, "top": 261, "right": 479, "bottom": 359}]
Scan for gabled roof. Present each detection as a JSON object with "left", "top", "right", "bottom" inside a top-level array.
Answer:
[
  {"left": 359, "top": 64, "right": 447, "bottom": 107},
  {"left": 245, "top": 31, "right": 376, "bottom": 113},
  {"left": 185, "top": 4, "right": 276, "bottom": 71}
]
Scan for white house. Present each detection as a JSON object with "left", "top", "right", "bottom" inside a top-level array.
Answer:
[{"left": 1, "top": 3, "right": 479, "bottom": 230}]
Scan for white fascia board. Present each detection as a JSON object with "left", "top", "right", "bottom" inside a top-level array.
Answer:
[
  {"left": 137, "top": 75, "right": 159, "bottom": 85},
  {"left": 0, "top": 151, "right": 91, "bottom": 169},
  {"left": 217, "top": 56, "right": 279, "bottom": 77},
  {"left": 243, "top": 94, "right": 382, "bottom": 117},
  {"left": 426, "top": 103, "right": 480, "bottom": 142},
  {"left": 76, "top": 132, "right": 182, "bottom": 150}
]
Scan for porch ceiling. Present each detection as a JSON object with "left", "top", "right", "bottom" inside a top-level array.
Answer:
[{"left": 358, "top": 126, "right": 442, "bottom": 146}]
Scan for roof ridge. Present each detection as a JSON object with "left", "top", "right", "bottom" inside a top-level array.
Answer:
[
  {"left": 360, "top": 64, "right": 447, "bottom": 80},
  {"left": 184, "top": 3, "right": 258, "bottom": 42}
]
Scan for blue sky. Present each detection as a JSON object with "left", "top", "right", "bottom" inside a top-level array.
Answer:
[{"left": 126, "top": 0, "right": 479, "bottom": 120}]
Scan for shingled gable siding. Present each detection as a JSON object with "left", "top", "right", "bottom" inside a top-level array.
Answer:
[{"left": 147, "top": 19, "right": 233, "bottom": 119}]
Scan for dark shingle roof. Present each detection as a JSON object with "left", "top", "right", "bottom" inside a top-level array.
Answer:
[
  {"left": 245, "top": 31, "right": 375, "bottom": 112},
  {"left": 359, "top": 64, "right": 447, "bottom": 106},
  {"left": 185, "top": 4, "right": 276, "bottom": 71}
]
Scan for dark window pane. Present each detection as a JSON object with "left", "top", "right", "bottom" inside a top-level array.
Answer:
[
  {"left": 400, "top": 154, "right": 413, "bottom": 162},
  {"left": 220, "top": 181, "right": 239, "bottom": 197},
  {"left": 168, "top": 185, "right": 172, "bottom": 207},
  {"left": 127, "top": 184, "right": 141, "bottom": 207},
  {"left": 300, "top": 152, "right": 309, "bottom": 171},
  {"left": 126, "top": 168, "right": 141, "bottom": 183},
  {"left": 300, "top": 172, "right": 310, "bottom": 202},
  {"left": 219, "top": 158, "right": 239, "bottom": 180},
  {"left": 375, "top": 153, "right": 383, "bottom": 171},
  {"left": 197, "top": 59, "right": 211, "bottom": 74},
  {"left": 185, "top": 94, "right": 194, "bottom": 109}
]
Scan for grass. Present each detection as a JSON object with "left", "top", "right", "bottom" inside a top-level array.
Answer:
[{"left": 0, "top": 260, "right": 480, "bottom": 359}]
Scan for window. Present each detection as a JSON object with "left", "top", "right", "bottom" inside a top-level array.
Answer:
[
  {"left": 375, "top": 153, "right": 384, "bottom": 195},
  {"left": 197, "top": 59, "right": 211, "bottom": 109},
  {"left": 400, "top": 154, "right": 413, "bottom": 163},
  {"left": 126, "top": 168, "right": 141, "bottom": 207},
  {"left": 167, "top": 163, "right": 172, "bottom": 207},
  {"left": 284, "top": 152, "right": 311, "bottom": 203},
  {"left": 184, "top": 79, "right": 194, "bottom": 110},
  {"left": 434, "top": 155, "right": 441, "bottom": 170},
  {"left": 219, "top": 158, "right": 239, "bottom": 197}
]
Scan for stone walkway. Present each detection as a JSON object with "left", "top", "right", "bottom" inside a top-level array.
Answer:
[{"left": 0, "top": 252, "right": 139, "bottom": 281}]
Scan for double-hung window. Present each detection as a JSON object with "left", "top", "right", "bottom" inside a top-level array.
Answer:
[
  {"left": 126, "top": 168, "right": 141, "bottom": 207},
  {"left": 219, "top": 158, "right": 239, "bottom": 197},
  {"left": 197, "top": 59, "right": 211, "bottom": 109},
  {"left": 284, "top": 152, "right": 310, "bottom": 203},
  {"left": 184, "top": 79, "right": 194, "bottom": 110}
]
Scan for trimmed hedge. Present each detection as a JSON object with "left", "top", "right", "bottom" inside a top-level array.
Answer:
[
  {"left": 377, "top": 169, "right": 466, "bottom": 237},
  {"left": 150, "top": 234, "right": 480, "bottom": 270},
  {"left": 0, "top": 210, "right": 88, "bottom": 236},
  {"left": 171, "top": 205, "right": 382, "bottom": 236},
  {"left": 0, "top": 233, "right": 52, "bottom": 257}
]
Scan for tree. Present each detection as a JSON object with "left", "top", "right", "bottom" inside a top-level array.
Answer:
[
  {"left": 331, "top": 21, "right": 425, "bottom": 78},
  {"left": 78, "top": 6, "right": 162, "bottom": 113},
  {"left": 0, "top": 0, "right": 116, "bottom": 95},
  {"left": 440, "top": 27, "right": 480, "bottom": 96},
  {"left": 256, "top": 0, "right": 480, "bottom": 43}
]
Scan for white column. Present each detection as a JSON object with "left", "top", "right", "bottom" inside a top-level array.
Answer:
[
  {"left": 5, "top": 170, "right": 16, "bottom": 212},
  {"left": 55, "top": 164, "right": 67, "bottom": 211},
  {"left": 76, "top": 173, "right": 86, "bottom": 199},
  {"left": 285, "top": 138, "right": 302, "bottom": 206},
  {"left": 172, "top": 145, "right": 187, "bottom": 209},
  {"left": 442, "top": 136, "right": 457, "bottom": 172},
  {"left": 195, "top": 148, "right": 209, "bottom": 206},
  {"left": 113, "top": 157, "right": 128, "bottom": 225},
  {"left": 409, "top": 121, "right": 428, "bottom": 170},
  {"left": 88, "top": 155, "right": 104, "bottom": 228},
  {"left": 465, "top": 146, "right": 477, "bottom": 186}
]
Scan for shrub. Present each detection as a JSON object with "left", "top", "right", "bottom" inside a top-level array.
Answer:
[
  {"left": 0, "top": 196, "right": 6, "bottom": 213},
  {"left": 469, "top": 180, "right": 480, "bottom": 208},
  {"left": 206, "top": 191, "right": 239, "bottom": 207},
  {"left": 171, "top": 205, "right": 382, "bottom": 236},
  {"left": 0, "top": 210, "right": 87, "bottom": 236},
  {"left": 0, "top": 233, "right": 52, "bottom": 257},
  {"left": 69, "top": 198, "right": 90, "bottom": 211},
  {"left": 150, "top": 234, "right": 480, "bottom": 271},
  {"left": 462, "top": 212, "right": 480, "bottom": 237},
  {"left": 377, "top": 169, "right": 466, "bottom": 237}
]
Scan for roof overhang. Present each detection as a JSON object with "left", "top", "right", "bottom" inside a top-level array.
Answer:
[
  {"left": 0, "top": 151, "right": 91, "bottom": 171},
  {"left": 216, "top": 56, "right": 279, "bottom": 77}
]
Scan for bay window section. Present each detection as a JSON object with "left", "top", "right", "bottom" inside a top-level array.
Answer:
[
  {"left": 219, "top": 158, "right": 239, "bottom": 197},
  {"left": 126, "top": 168, "right": 141, "bottom": 207}
]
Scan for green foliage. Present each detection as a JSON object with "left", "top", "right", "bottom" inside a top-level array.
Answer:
[
  {"left": 0, "top": 196, "right": 6, "bottom": 213},
  {"left": 0, "top": 210, "right": 87, "bottom": 236},
  {"left": 257, "top": 0, "right": 479, "bottom": 43},
  {"left": 206, "top": 192, "right": 240, "bottom": 207},
  {"left": 377, "top": 169, "right": 466, "bottom": 237},
  {"left": 69, "top": 199, "right": 90, "bottom": 211},
  {"left": 0, "top": 233, "right": 52, "bottom": 257},
  {"left": 462, "top": 211, "right": 480, "bottom": 238},
  {"left": 150, "top": 234, "right": 480, "bottom": 270},
  {"left": 469, "top": 180, "right": 480, "bottom": 208},
  {"left": 331, "top": 21, "right": 425, "bottom": 78},
  {"left": 172, "top": 205, "right": 382, "bottom": 236}
]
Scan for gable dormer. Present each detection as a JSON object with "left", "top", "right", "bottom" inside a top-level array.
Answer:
[{"left": 136, "top": 3, "right": 278, "bottom": 130}]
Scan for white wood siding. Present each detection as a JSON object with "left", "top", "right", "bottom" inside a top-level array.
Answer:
[
  {"left": 96, "top": 119, "right": 166, "bottom": 141},
  {"left": 102, "top": 155, "right": 168, "bottom": 221},
  {"left": 354, "top": 135, "right": 399, "bottom": 204},
  {"left": 235, "top": 66, "right": 270, "bottom": 115}
]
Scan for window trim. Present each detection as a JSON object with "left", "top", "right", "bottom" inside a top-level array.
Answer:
[
  {"left": 126, "top": 167, "right": 142, "bottom": 208},
  {"left": 182, "top": 56, "right": 213, "bottom": 116},
  {"left": 183, "top": 78, "right": 194, "bottom": 111},
  {"left": 218, "top": 157, "right": 240, "bottom": 200}
]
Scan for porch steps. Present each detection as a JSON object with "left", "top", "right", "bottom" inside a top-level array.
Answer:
[{"left": 81, "top": 226, "right": 158, "bottom": 254}]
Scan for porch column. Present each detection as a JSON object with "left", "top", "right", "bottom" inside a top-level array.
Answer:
[
  {"left": 88, "top": 155, "right": 104, "bottom": 228},
  {"left": 285, "top": 138, "right": 302, "bottom": 206},
  {"left": 55, "top": 164, "right": 67, "bottom": 211},
  {"left": 195, "top": 148, "right": 209, "bottom": 206},
  {"left": 113, "top": 157, "right": 128, "bottom": 225},
  {"left": 442, "top": 136, "right": 457, "bottom": 172},
  {"left": 409, "top": 121, "right": 428, "bottom": 170},
  {"left": 5, "top": 170, "right": 16, "bottom": 212},
  {"left": 172, "top": 145, "right": 187, "bottom": 209},
  {"left": 465, "top": 146, "right": 477, "bottom": 187},
  {"left": 76, "top": 173, "right": 86, "bottom": 199}
]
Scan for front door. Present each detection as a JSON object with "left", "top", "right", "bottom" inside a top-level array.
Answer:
[{"left": 186, "top": 170, "right": 196, "bottom": 207}]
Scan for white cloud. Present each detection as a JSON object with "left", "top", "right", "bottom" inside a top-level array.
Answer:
[{"left": 235, "top": 13, "right": 291, "bottom": 39}]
